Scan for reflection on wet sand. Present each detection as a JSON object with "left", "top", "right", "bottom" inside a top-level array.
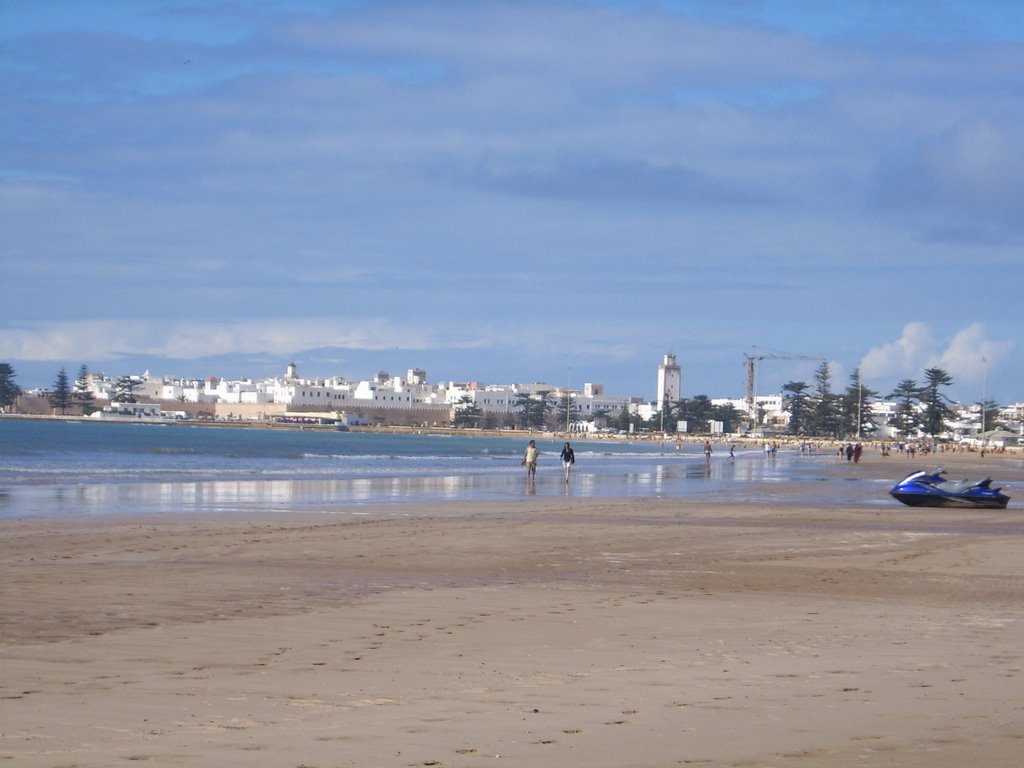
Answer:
[{"left": 3, "top": 453, "right": 1020, "bottom": 519}]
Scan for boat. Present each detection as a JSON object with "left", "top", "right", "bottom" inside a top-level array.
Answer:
[{"left": 889, "top": 467, "right": 1010, "bottom": 509}]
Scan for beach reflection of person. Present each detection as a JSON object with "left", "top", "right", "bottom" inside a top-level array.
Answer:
[
  {"left": 560, "top": 441, "right": 576, "bottom": 483},
  {"left": 522, "top": 439, "right": 539, "bottom": 485}
]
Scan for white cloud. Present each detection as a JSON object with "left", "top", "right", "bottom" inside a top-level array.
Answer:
[
  {"left": 827, "top": 360, "right": 847, "bottom": 387},
  {"left": 0, "top": 319, "right": 457, "bottom": 362},
  {"left": 938, "top": 323, "right": 1015, "bottom": 388},
  {"left": 859, "top": 322, "right": 1014, "bottom": 393},
  {"left": 858, "top": 322, "right": 938, "bottom": 382}
]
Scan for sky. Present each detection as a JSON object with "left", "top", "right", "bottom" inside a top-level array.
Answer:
[{"left": 2, "top": 0, "right": 1022, "bottom": 405}]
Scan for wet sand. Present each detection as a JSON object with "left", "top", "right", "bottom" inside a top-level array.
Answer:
[{"left": 2, "top": 453, "right": 1022, "bottom": 767}]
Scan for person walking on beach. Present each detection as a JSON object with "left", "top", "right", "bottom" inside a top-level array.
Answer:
[
  {"left": 703, "top": 440, "right": 713, "bottom": 460},
  {"left": 560, "top": 441, "right": 576, "bottom": 482},
  {"left": 522, "top": 439, "right": 539, "bottom": 483}
]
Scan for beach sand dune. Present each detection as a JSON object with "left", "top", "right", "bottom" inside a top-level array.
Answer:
[{"left": 2, "top": 455, "right": 1023, "bottom": 767}]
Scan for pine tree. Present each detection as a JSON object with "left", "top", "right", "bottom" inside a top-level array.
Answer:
[
  {"left": 710, "top": 402, "right": 745, "bottom": 434},
  {"left": 888, "top": 379, "right": 921, "bottom": 437},
  {"left": 977, "top": 398, "right": 1003, "bottom": 433},
  {"left": 533, "top": 390, "right": 554, "bottom": 430},
  {"left": 50, "top": 368, "right": 73, "bottom": 414},
  {"left": 0, "top": 363, "right": 22, "bottom": 411},
  {"left": 514, "top": 392, "right": 533, "bottom": 429},
  {"left": 920, "top": 368, "right": 955, "bottom": 438},
  {"left": 556, "top": 390, "right": 580, "bottom": 432},
  {"left": 685, "top": 395, "right": 714, "bottom": 433},
  {"left": 811, "top": 362, "right": 841, "bottom": 437},
  {"left": 115, "top": 375, "right": 139, "bottom": 403},
  {"left": 841, "top": 368, "right": 878, "bottom": 438},
  {"left": 782, "top": 381, "right": 812, "bottom": 436},
  {"left": 74, "top": 365, "right": 96, "bottom": 415},
  {"left": 451, "top": 395, "right": 482, "bottom": 428},
  {"left": 514, "top": 391, "right": 553, "bottom": 430}
]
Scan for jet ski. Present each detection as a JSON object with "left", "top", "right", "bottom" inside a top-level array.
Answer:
[{"left": 889, "top": 467, "right": 1010, "bottom": 509}]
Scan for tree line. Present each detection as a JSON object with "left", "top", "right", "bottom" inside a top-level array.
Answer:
[
  {"left": 449, "top": 366, "right": 1004, "bottom": 437},
  {"left": 452, "top": 389, "right": 748, "bottom": 434},
  {"left": 4, "top": 361, "right": 1003, "bottom": 438},
  {"left": 778, "top": 362, "right": 1000, "bottom": 440},
  {"left": 0, "top": 364, "right": 141, "bottom": 415}
]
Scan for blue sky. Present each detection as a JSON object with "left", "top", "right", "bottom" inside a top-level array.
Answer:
[{"left": 2, "top": 0, "right": 1021, "bottom": 404}]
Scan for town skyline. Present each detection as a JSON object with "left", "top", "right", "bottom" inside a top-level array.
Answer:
[{"left": 14, "top": 346, "right": 1021, "bottom": 410}]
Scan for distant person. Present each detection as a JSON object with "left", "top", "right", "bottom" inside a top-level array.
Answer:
[
  {"left": 703, "top": 440, "right": 712, "bottom": 460},
  {"left": 522, "top": 439, "right": 539, "bottom": 482},
  {"left": 845, "top": 443, "right": 854, "bottom": 462},
  {"left": 560, "top": 441, "right": 576, "bottom": 482},
  {"left": 853, "top": 443, "right": 862, "bottom": 463},
  {"left": 729, "top": 444, "right": 735, "bottom": 460}
]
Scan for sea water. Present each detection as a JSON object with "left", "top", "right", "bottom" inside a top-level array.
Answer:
[{"left": 0, "top": 419, "right": 877, "bottom": 520}]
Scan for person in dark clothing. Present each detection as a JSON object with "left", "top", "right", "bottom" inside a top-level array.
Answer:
[{"left": 560, "top": 441, "right": 576, "bottom": 482}]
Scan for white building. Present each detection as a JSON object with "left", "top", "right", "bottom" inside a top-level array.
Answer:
[
  {"left": 556, "top": 383, "right": 631, "bottom": 421},
  {"left": 271, "top": 376, "right": 353, "bottom": 407},
  {"left": 656, "top": 354, "right": 681, "bottom": 412},
  {"left": 712, "top": 395, "right": 787, "bottom": 432},
  {"left": 352, "top": 375, "right": 414, "bottom": 407},
  {"left": 71, "top": 362, "right": 645, "bottom": 428},
  {"left": 444, "top": 382, "right": 518, "bottom": 413},
  {"left": 91, "top": 402, "right": 165, "bottom": 419}
]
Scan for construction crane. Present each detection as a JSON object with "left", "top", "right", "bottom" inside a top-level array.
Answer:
[{"left": 744, "top": 349, "right": 825, "bottom": 417}]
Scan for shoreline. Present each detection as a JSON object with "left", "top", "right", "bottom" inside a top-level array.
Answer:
[
  {"left": 2, "top": 417, "right": 1021, "bottom": 521},
  {"left": 1, "top": 441, "right": 1021, "bottom": 524}
]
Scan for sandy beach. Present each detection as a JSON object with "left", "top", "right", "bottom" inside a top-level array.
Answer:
[{"left": 2, "top": 453, "right": 1022, "bottom": 767}]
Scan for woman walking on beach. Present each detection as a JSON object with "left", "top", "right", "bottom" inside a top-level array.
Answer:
[{"left": 560, "top": 441, "right": 576, "bottom": 482}]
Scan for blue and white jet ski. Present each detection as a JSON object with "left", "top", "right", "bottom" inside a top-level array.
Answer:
[{"left": 889, "top": 467, "right": 1010, "bottom": 509}]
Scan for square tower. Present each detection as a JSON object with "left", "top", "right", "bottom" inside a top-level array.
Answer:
[{"left": 656, "top": 353, "right": 681, "bottom": 411}]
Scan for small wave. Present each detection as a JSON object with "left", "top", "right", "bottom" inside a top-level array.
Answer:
[{"left": 300, "top": 452, "right": 515, "bottom": 462}]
